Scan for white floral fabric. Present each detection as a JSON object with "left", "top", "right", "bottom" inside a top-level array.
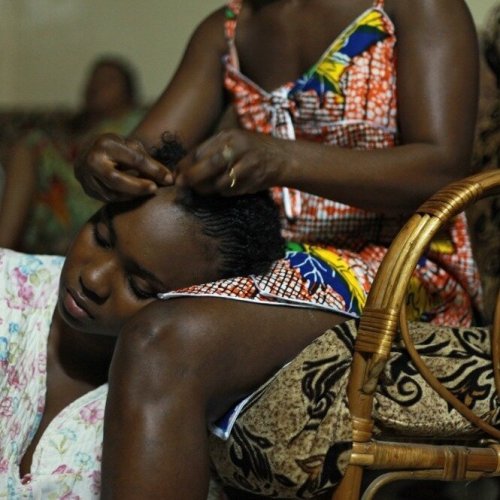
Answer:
[{"left": 0, "top": 249, "right": 106, "bottom": 499}]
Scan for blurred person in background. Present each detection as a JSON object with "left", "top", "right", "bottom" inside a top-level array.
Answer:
[{"left": 0, "top": 56, "right": 143, "bottom": 255}]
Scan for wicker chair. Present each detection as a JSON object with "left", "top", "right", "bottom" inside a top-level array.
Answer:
[{"left": 332, "top": 169, "right": 500, "bottom": 500}]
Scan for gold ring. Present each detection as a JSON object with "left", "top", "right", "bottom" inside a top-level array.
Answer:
[
  {"left": 228, "top": 167, "right": 236, "bottom": 188},
  {"left": 221, "top": 144, "right": 234, "bottom": 167}
]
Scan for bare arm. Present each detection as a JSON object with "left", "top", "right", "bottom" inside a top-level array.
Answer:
[
  {"left": 74, "top": 9, "right": 229, "bottom": 201},
  {"left": 0, "top": 140, "right": 37, "bottom": 249},
  {"left": 178, "top": 0, "right": 479, "bottom": 214},
  {"left": 131, "top": 10, "right": 229, "bottom": 149},
  {"left": 102, "top": 298, "right": 339, "bottom": 499}
]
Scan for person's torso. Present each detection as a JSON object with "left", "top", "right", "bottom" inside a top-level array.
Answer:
[
  {"left": 223, "top": 0, "right": 398, "bottom": 240},
  {"left": 22, "top": 110, "right": 143, "bottom": 255}
]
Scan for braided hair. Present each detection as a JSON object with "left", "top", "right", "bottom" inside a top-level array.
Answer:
[{"left": 151, "top": 134, "right": 284, "bottom": 278}]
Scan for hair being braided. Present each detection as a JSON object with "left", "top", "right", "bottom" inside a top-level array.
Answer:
[{"left": 151, "top": 134, "right": 284, "bottom": 278}]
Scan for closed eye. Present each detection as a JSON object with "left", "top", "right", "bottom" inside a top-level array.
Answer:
[
  {"left": 127, "top": 276, "right": 156, "bottom": 300},
  {"left": 93, "top": 222, "right": 111, "bottom": 249},
  {"left": 91, "top": 208, "right": 114, "bottom": 249}
]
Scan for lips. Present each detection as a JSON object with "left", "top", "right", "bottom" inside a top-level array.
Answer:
[{"left": 62, "top": 288, "right": 94, "bottom": 322}]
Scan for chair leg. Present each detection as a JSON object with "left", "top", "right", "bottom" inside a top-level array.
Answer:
[{"left": 331, "top": 465, "right": 364, "bottom": 500}]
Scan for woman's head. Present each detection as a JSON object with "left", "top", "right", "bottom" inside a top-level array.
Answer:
[
  {"left": 83, "top": 56, "right": 139, "bottom": 118},
  {"left": 59, "top": 137, "right": 284, "bottom": 335},
  {"left": 150, "top": 135, "right": 284, "bottom": 278}
]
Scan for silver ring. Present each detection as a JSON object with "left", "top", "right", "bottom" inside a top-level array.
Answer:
[{"left": 228, "top": 167, "right": 236, "bottom": 188}]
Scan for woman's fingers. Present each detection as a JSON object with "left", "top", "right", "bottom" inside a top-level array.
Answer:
[
  {"left": 176, "top": 130, "right": 246, "bottom": 192},
  {"left": 180, "top": 153, "right": 261, "bottom": 196},
  {"left": 176, "top": 142, "right": 231, "bottom": 190},
  {"left": 175, "top": 129, "right": 276, "bottom": 196},
  {"left": 123, "top": 138, "right": 174, "bottom": 185},
  {"left": 75, "top": 134, "right": 175, "bottom": 202}
]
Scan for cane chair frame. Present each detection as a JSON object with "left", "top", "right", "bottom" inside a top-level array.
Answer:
[{"left": 331, "top": 170, "right": 500, "bottom": 500}]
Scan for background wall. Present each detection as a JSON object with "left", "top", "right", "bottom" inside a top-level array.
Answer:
[
  {"left": 0, "top": 0, "right": 497, "bottom": 109},
  {"left": 0, "top": 0, "right": 222, "bottom": 108},
  {"left": 468, "top": 0, "right": 499, "bottom": 25}
]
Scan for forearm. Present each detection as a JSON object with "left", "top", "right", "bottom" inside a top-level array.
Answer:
[
  {"left": 130, "top": 84, "right": 226, "bottom": 151},
  {"left": 277, "top": 138, "right": 473, "bottom": 214},
  {"left": 100, "top": 301, "right": 217, "bottom": 499},
  {"left": 102, "top": 386, "right": 210, "bottom": 499}
]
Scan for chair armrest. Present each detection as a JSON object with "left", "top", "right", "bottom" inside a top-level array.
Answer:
[{"left": 347, "top": 170, "right": 500, "bottom": 438}]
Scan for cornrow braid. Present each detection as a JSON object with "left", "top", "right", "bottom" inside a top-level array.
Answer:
[
  {"left": 151, "top": 133, "right": 285, "bottom": 278},
  {"left": 180, "top": 190, "right": 284, "bottom": 277}
]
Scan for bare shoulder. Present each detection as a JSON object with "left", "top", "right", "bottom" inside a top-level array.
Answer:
[
  {"left": 187, "top": 7, "right": 228, "bottom": 57},
  {"left": 386, "top": 0, "right": 476, "bottom": 30}
]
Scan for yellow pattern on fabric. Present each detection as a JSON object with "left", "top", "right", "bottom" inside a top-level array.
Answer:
[
  {"left": 429, "top": 239, "right": 455, "bottom": 255},
  {"left": 315, "top": 10, "right": 387, "bottom": 99},
  {"left": 405, "top": 275, "right": 442, "bottom": 321},
  {"left": 308, "top": 245, "right": 367, "bottom": 310}
]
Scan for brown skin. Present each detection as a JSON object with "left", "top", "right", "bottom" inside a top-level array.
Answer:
[
  {"left": 72, "top": 1, "right": 480, "bottom": 498},
  {"left": 19, "top": 187, "right": 223, "bottom": 475}
]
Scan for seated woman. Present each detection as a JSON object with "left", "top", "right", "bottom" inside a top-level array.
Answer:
[
  {"left": 0, "top": 56, "right": 143, "bottom": 255},
  {"left": 0, "top": 138, "right": 286, "bottom": 497}
]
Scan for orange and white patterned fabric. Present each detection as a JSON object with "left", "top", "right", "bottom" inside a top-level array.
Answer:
[{"left": 162, "top": 0, "right": 482, "bottom": 327}]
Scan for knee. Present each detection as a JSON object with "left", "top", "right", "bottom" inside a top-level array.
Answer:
[{"left": 109, "top": 299, "right": 219, "bottom": 402}]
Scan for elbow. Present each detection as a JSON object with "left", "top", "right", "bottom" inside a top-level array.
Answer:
[
  {"left": 438, "top": 148, "right": 476, "bottom": 184},
  {"left": 424, "top": 144, "right": 476, "bottom": 195},
  {"left": 385, "top": 146, "right": 476, "bottom": 216}
]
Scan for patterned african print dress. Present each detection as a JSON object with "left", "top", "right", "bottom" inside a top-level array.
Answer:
[{"left": 161, "top": 0, "right": 482, "bottom": 326}]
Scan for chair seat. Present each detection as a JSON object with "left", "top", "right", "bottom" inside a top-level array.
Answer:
[{"left": 209, "top": 320, "right": 499, "bottom": 498}]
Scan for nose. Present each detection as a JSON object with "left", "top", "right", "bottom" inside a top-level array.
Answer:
[{"left": 79, "top": 252, "right": 118, "bottom": 304}]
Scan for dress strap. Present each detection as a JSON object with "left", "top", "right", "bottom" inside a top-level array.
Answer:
[
  {"left": 225, "top": 0, "right": 243, "bottom": 68},
  {"left": 373, "top": 0, "right": 385, "bottom": 8}
]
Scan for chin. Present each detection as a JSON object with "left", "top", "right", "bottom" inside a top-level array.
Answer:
[
  {"left": 57, "top": 299, "right": 92, "bottom": 331},
  {"left": 57, "top": 300, "right": 122, "bottom": 338}
]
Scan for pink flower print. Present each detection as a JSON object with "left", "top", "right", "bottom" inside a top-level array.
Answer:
[
  {"left": 6, "top": 266, "right": 35, "bottom": 309},
  {"left": 80, "top": 402, "right": 104, "bottom": 425},
  {"left": 7, "top": 366, "right": 26, "bottom": 390},
  {"left": 60, "top": 494, "right": 81, "bottom": 500},
  {"left": 0, "top": 458, "right": 8, "bottom": 473},
  {"left": 37, "top": 351, "right": 48, "bottom": 374},
  {"left": 13, "top": 267, "right": 28, "bottom": 286},
  {"left": 18, "top": 282, "right": 34, "bottom": 303},
  {"left": 9, "top": 420, "right": 21, "bottom": 440},
  {"left": 0, "top": 396, "right": 14, "bottom": 417},
  {"left": 90, "top": 470, "right": 101, "bottom": 495},
  {"left": 52, "top": 464, "right": 76, "bottom": 475},
  {"left": 36, "top": 395, "right": 45, "bottom": 413}
]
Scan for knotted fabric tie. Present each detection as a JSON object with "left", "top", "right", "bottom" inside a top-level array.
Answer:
[{"left": 265, "top": 88, "right": 302, "bottom": 220}]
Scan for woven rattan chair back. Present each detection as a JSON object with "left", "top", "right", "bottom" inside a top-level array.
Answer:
[{"left": 332, "top": 170, "right": 500, "bottom": 500}]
